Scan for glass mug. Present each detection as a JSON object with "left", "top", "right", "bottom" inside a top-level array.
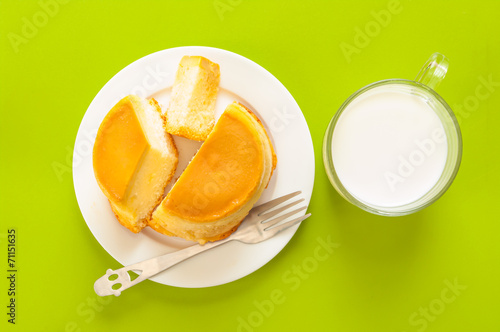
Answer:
[{"left": 323, "top": 53, "right": 462, "bottom": 216}]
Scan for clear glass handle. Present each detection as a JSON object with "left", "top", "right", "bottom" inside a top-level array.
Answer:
[{"left": 415, "top": 53, "right": 449, "bottom": 90}]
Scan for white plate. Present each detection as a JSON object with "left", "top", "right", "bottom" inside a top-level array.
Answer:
[{"left": 73, "top": 46, "right": 315, "bottom": 288}]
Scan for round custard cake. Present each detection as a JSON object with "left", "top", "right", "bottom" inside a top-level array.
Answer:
[
  {"left": 93, "top": 95, "right": 179, "bottom": 233},
  {"left": 149, "top": 102, "right": 277, "bottom": 244}
]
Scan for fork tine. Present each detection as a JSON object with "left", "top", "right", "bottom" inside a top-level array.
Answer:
[
  {"left": 264, "top": 213, "right": 311, "bottom": 235},
  {"left": 262, "top": 205, "right": 307, "bottom": 228},
  {"left": 252, "top": 191, "right": 302, "bottom": 215},
  {"left": 259, "top": 198, "right": 305, "bottom": 221}
]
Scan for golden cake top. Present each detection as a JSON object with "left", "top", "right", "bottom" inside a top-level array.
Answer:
[
  {"left": 93, "top": 96, "right": 148, "bottom": 202},
  {"left": 162, "top": 102, "right": 266, "bottom": 222}
]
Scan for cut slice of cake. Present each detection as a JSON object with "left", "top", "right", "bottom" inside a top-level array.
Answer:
[
  {"left": 93, "top": 95, "right": 178, "bottom": 233},
  {"left": 149, "top": 102, "right": 277, "bottom": 244},
  {"left": 164, "top": 55, "right": 220, "bottom": 141}
]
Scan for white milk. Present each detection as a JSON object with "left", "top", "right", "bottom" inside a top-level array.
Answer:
[{"left": 331, "top": 84, "right": 448, "bottom": 207}]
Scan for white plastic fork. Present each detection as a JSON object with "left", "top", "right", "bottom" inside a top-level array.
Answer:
[{"left": 94, "top": 191, "right": 311, "bottom": 296}]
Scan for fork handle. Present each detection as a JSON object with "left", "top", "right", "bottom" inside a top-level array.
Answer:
[{"left": 94, "top": 238, "right": 231, "bottom": 296}]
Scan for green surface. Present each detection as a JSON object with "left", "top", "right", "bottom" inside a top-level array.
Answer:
[{"left": 1, "top": 0, "right": 499, "bottom": 331}]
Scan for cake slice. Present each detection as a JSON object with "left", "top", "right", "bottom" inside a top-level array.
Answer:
[
  {"left": 164, "top": 56, "right": 220, "bottom": 141},
  {"left": 93, "top": 95, "right": 178, "bottom": 233},
  {"left": 149, "top": 102, "right": 276, "bottom": 244}
]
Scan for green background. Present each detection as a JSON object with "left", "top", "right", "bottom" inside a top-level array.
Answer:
[{"left": 1, "top": 0, "right": 499, "bottom": 331}]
